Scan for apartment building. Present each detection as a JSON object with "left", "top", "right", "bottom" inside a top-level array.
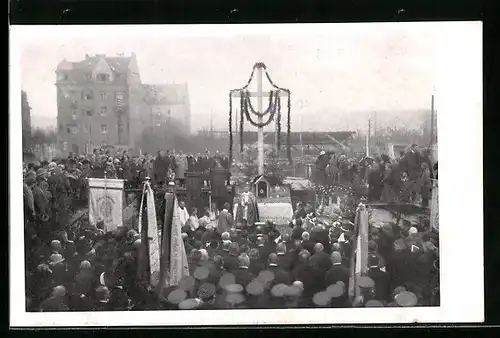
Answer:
[
  {"left": 55, "top": 53, "right": 145, "bottom": 156},
  {"left": 142, "top": 83, "right": 191, "bottom": 134}
]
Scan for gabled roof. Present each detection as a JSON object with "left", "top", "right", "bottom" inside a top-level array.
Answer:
[{"left": 56, "top": 54, "right": 133, "bottom": 83}]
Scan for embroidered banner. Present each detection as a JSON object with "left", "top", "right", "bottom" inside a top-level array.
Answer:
[
  {"left": 167, "top": 195, "right": 190, "bottom": 286},
  {"left": 88, "top": 178, "right": 124, "bottom": 232},
  {"left": 138, "top": 182, "right": 161, "bottom": 286}
]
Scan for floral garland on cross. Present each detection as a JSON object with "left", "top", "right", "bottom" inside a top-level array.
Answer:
[{"left": 228, "top": 62, "right": 292, "bottom": 166}]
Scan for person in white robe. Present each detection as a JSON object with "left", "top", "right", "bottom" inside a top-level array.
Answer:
[{"left": 178, "top": 201, "right": 190, "bottom": 227}]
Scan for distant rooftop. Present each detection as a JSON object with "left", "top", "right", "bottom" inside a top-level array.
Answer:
[{"left": 142, "top": 83, "right": 189, "bottom": 105}]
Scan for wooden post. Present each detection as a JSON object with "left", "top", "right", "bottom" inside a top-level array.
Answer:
[{"left": 256, "top": 66, "right": 264, "bottom": 175}]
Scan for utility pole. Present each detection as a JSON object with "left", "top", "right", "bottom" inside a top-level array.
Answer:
[{"left": 366, "top": 118, "right": 371, "bottom": 157}]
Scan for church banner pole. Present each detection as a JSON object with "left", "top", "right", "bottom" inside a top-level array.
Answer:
[{"left": 257, "top": 65, "right": 264, "bottom": 175}]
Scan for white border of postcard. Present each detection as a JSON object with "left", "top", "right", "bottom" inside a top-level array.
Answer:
[{"left": 9, "top": 22, "right": 483, "bottom": 326}]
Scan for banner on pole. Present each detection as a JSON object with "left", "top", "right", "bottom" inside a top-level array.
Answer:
[
  {"left": 88, "top": 178, "right": 124, "bottom": 232},
  {"left": 138, "top": 182, "right": 161, "bottom": 286}
]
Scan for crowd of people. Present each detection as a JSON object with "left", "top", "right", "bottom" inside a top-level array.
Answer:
[
  {"left": 314, "top": 144, "right": 438, "bottom": 207},
  {"left": 23, "top": 144, "right": 439, "bottom": 311}
]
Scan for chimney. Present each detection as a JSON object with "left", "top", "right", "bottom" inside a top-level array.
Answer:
[{"left": 85, "top": 54, "right": 90, "bottom": 60}]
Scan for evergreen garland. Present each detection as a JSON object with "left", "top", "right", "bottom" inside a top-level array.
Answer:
[
  {"left": 287, "top": 90, "right": 292, "bottom": 164},
  {"left": 228, "top": 62, "right": 292, "bottom": 165},
  {"left": 244, "top": 89, "right": 276, "bottom": 117},
  {"left": 276, "top": 91, "right": 281, "bottom": 152},
  {"left": 242, "top": 91, "right": 279, "bottom": 128}
]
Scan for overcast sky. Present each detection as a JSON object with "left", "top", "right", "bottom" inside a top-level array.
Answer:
[{"left": 17, "top": 23, "right": 456, "bottom": 132}]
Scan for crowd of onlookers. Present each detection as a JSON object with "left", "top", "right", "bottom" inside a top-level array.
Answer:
[
  {"left": 23, "top": 146, "right": 439, "bottom": 311},
  {"left": 25, "top": 194, "right": 439, "bottom": 311},
  {"left": 314, "top": 144, "right": 437, "bottom": 207}
]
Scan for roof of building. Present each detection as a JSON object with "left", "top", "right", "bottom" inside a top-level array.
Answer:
[
  {"left": 142, "top": 83, "right": 189, "bottom": 105},
  {"left": 56, "top": 54, "right": 133, "bottom": 83}
]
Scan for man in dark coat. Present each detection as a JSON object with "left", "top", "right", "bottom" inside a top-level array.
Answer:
[
  {"left": 276, "top": 242, "right": 294, "bottom": 272},
  {"left": 267, "top": 253, "right": 291, "bottom": 286},
  {"left": 324, "top": 251, "right": 350, "bottom": 287},
  {"left": 367, "top": 255, "right": 391, "bottom": 302},
  {"left": 231, "top": 254, "right": 255, "bottom": 287},
  {"left": 257, "top": 236, "right": 275, "bottom": 265},
  {"left": 153, "top": 150, "right": 169, "bottom": 186},
  {"left": 291, "top": 218, "right": 306, "bottom": 240}
]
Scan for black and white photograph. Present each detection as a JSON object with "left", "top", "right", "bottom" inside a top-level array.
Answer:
[{"left": 9, "top": 22, "right": 483, "bottom": 326}]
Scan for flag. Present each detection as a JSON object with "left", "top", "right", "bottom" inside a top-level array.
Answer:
[
  {"left": 88, "top": 178, "right": 124, "bottom": 232},
  {"left": 158, "top": 193, "right": 190, "bottom": 294},
  {"left": 137, "top": 181, "right": 161, "bottom": 286}
]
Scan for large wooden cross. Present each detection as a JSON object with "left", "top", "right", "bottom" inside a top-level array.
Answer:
[{"left": 232, "top": 64, "right": 288, "bottom": 175}]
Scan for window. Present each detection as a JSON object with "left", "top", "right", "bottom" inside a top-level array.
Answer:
[
  {"left": 116, "top": 92, "right": 124, "bottom": 100},
  {"left": 84, "top": 91, "right": 93, "bottom": 100},
  {"left": 84, "top": 73, "right": 92, "bottom": 81},
  {"left": 71, "top": 109, "right": 77, "bottom": 120},
  {"left": 100, "top": 107, "right": 108, "bottom": 116},
  {"left": 63, "top": 142, "right": 68, "bottom": 151},
  {"left": 100, "top": 92, "right": 108, "bottom": 100},
  {"left": 58, "top": 73, "right": 69, "bottom": 81},
  {"left": 67, "top": 125, "right": 78, "bottom": 134},
  {"left": 59, "top": 124, "right": 63, "bottom": 132},
  {"left": 101, "top": 124, "right": 108, "bottom": 134},
  {"left": 96, "top": 73, "right": 110, "bottom": 82},
  {"left": 84, "top": 108, "right": 94, "bottom": 117}
]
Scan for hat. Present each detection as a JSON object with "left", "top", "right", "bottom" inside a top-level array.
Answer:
[
  {"left": 257, "top": 270, "right": 275, "bottom": 284},
  {"left": 225, "top": 293, "right": 245, "bottom": 305},
  {"left": 224, "top": 283, "right": 244, "bottom": 294},
  {"left": 320, "top": 151, "right": 326, "bottom": 156},
  {"left": 292, "top": 281, "right": 304, "bottom": 293},
  {"left": 326, "top": 284, "right": 344, "bottom": 298},
  {"left": 49, "top": 253, "right": 65, "bottom": 265},
  {"left": 358, "top": 276, "right": 375, "bottom": 289},
  {"left": 194, "top": 266, "right": 210, "bottom": 281},
  {"left": 218, "top": 273, "right": 236, "bottom": 289},
  {"left": 36, "top": 168, "right": 47, "bottom": 177},
  {"left": 365, "top": 300, "right": 384, "bottom": 307},
  {"left": 48, "top": 162, "right": 57, "bottom": 170},
  {"left": 283, "top": 285, "right": 301, "bottom": 297},
  {"left": 270, "top": 284, "right": 288, "bottom": 298},
  {"left": 312, "top": 291, "right": 331, "bottom": 307},
  {"left": 393, "top": 286, "right": 407, "bottom": 298},
  {"left": 246, "top": 281, "right": 265, "bottom": 296},
  {"left": 167, "top": 288, "right": 187, "bottom": 305},
  {"left": 395, "top": 291, "right": 418, "bottom": 307},
  {"left": 197, "top": 283, "right": 216, "bottom": 300},
  {"left": 178, "top": 298, "right": 201, "bottom": 310},
  {"left": 178, "top": 276, "right": 196, "bottom": 291},
  {"left": 409, "top": 227, "right": 418, "bottom": 235}
]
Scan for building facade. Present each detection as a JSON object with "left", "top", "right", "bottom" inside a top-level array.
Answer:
[
  {"left": 142, "top": 84, "right": 191, "bottom": 133},
  {"left": 21, "top": 90, "right": 32, "bottom": 150},
  {"left": 55, "top": 53, "right": 146, "bottom": 156}
]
